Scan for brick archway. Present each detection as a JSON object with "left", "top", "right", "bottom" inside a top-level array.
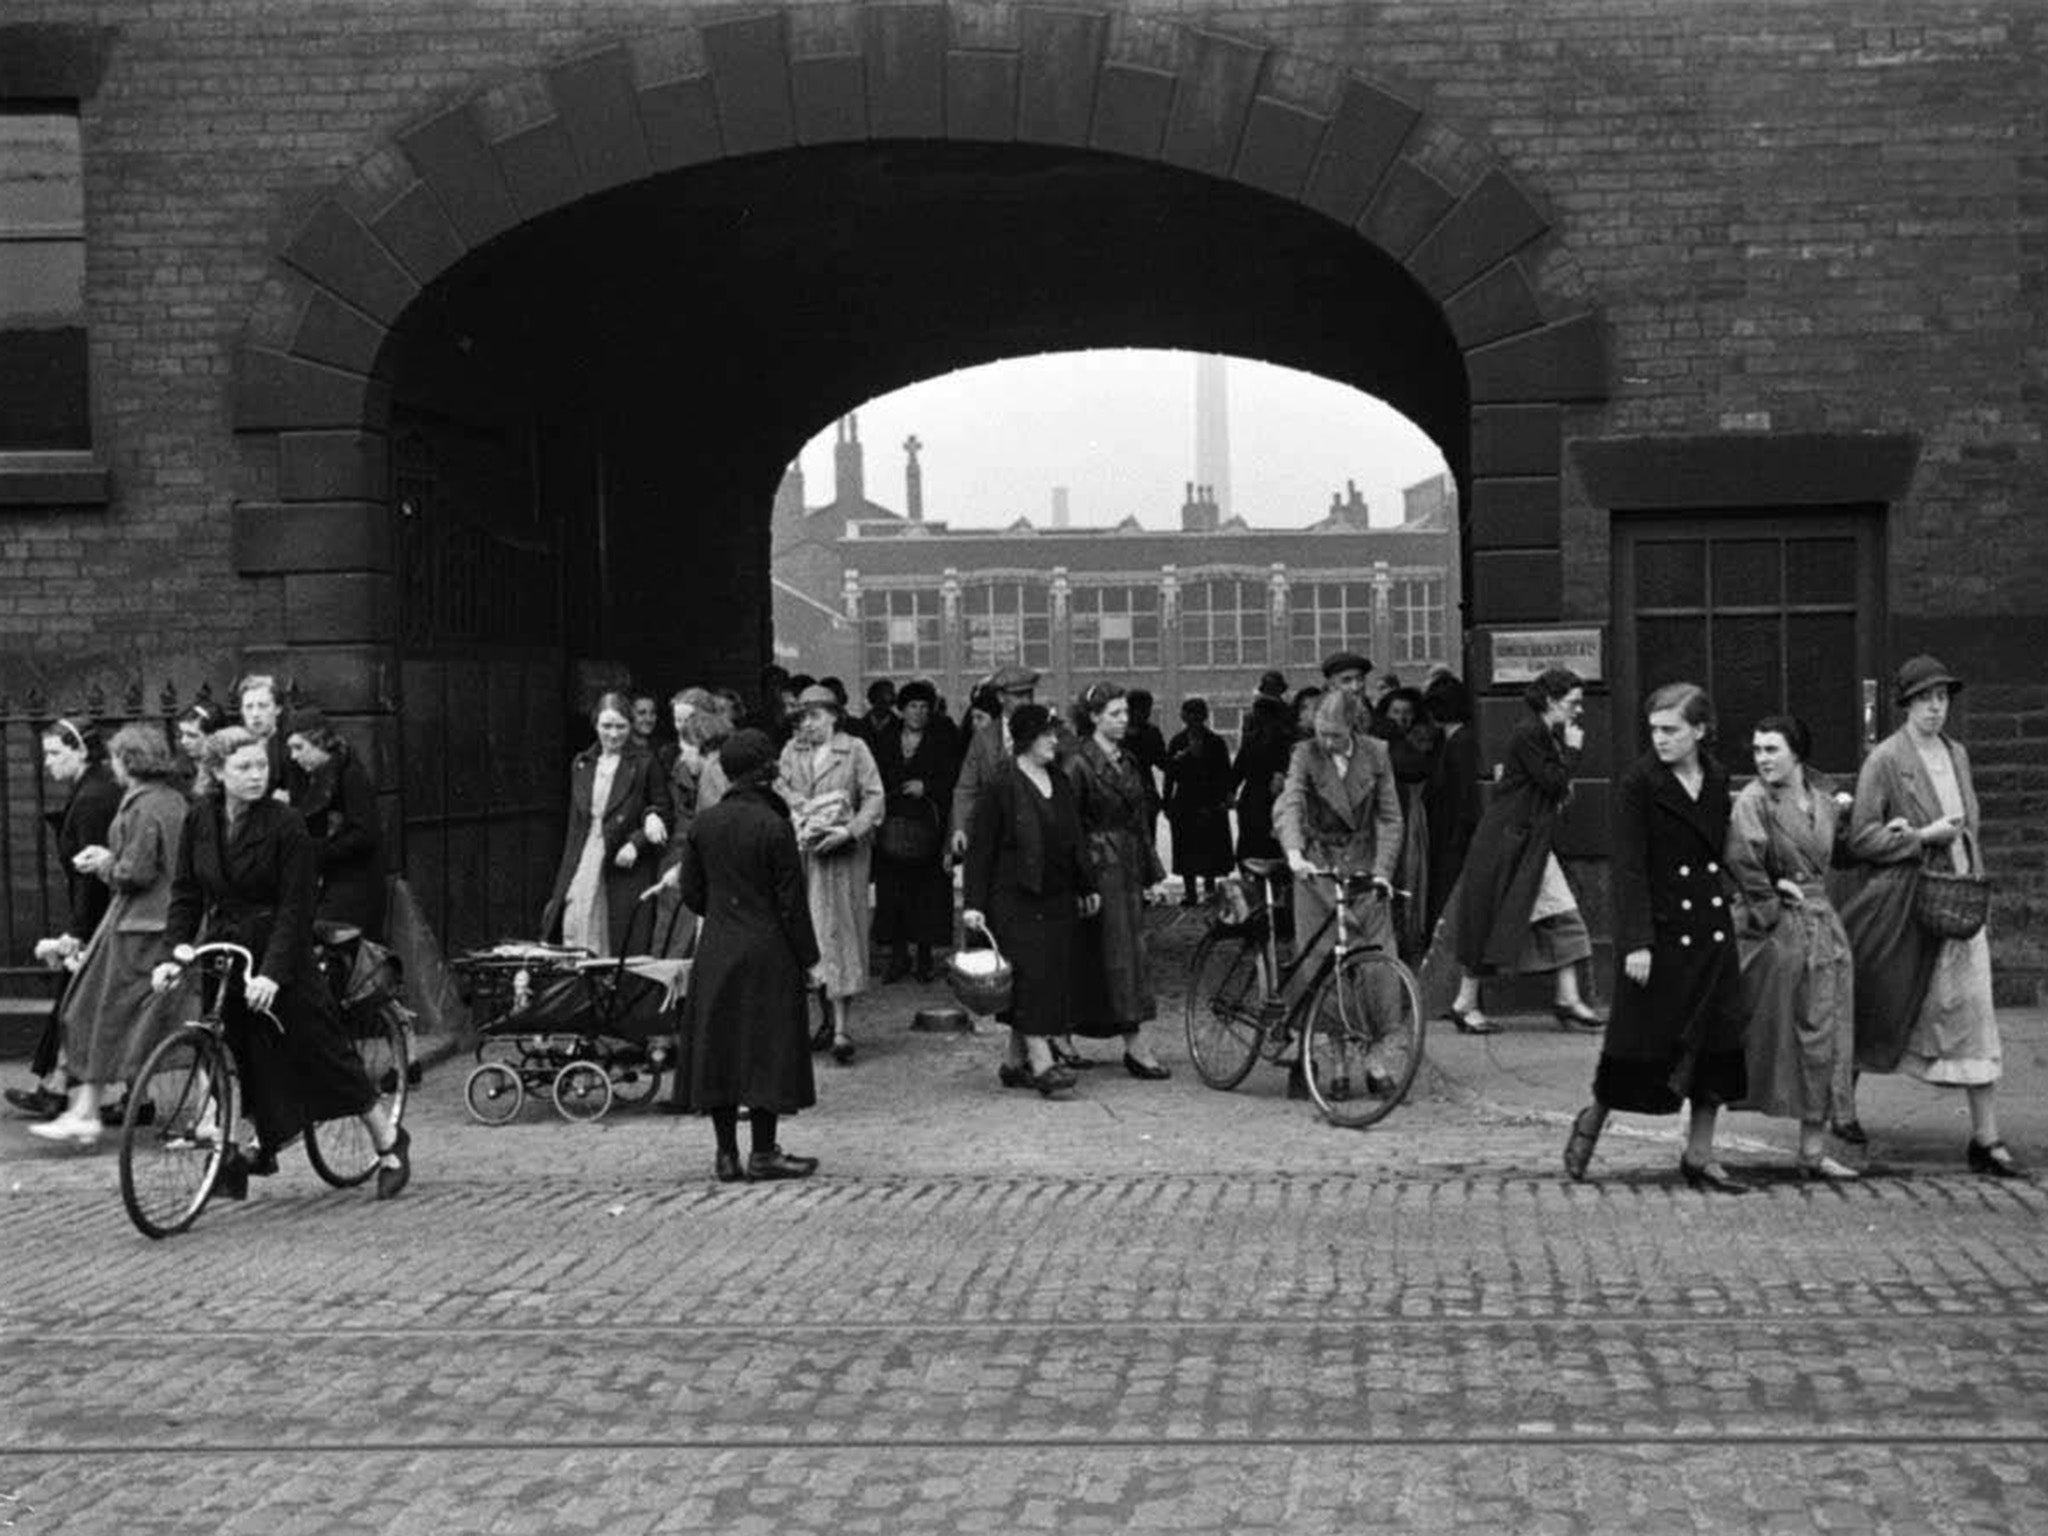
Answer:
[{"left": 228, "top": 1, "right": 1604, "bottom": 717}]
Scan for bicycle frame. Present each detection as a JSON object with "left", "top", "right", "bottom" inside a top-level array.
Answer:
[{"left": 1244, "top": 866, "right": 1392, "bottom": 1037}]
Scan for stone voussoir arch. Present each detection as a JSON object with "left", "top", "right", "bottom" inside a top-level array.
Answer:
[{"left": 228, "top": 0, "right": 1608, "bottom": 711}]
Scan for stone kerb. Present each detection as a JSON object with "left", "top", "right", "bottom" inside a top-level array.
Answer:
[{"left": 231, "top": 1, "right": 1608, "bottom": 651}]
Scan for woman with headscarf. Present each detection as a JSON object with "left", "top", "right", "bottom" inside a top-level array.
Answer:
[
  {"left": 1836, "top": 655, "right": 2023, "bottom": 1178},
  {"left": 677, "top": 728, "right": 823, "bottom": 1182},
  {"left": 962, "top": 703, "right": 1101, "bottom": 1097},
  {"left": 778, "top": 683, "right": 884, "bottom": 1063},
  {"left": 871, "top": 679, "right": 958, "bottom": 984},
  {"left": 26, "top": 725, "right": 187, "bottom": 1145}
]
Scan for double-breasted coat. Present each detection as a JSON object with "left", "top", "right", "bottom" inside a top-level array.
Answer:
[
  {"left": 292, "top": 745, "right": 385, "bottom": 939},
  {"left": 677, "top": 783, "right": 821, "bottom": 1115},
  {"left": 61, "top": 778, "right": 186, "bottom": 1081},
  {"left": 1273, "top": 734, "right": 1402, "bottom": 974},
  {"left": 541, "top": 745, "right": 670, "bottom": 955},
  {"left": 1838, "top": 726, "right": 1995, "bottom": 1081},
  {"left": 1592, "top": 753, "right": 1747, "bottom": 1115},
  {"left": 1163, "top": 725, "right": 1234, "bottom": 878},
  {"left": 1726, "top": 776, "right": 1854, "bottom": 1124},
  {"left": 872, "top": 715, "right": 959, "bottom": 948},
  {"left": 963, "top": 763, "right": 1097, "bottom": 1037},
  {"left": 1452, "top": 718, "right": 1578, "bottom": 973},
  {"left": 164, "top": 796, "right": 376, "bottom": 1149},
  {"left": 777, "top": 730, "right": 884, "bottom": 999},
  {"left": 1067, "top": 736, "right": 1163, "bottom": 1035}
]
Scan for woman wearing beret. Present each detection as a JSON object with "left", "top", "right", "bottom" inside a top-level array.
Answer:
[
  {"left": 1836, "top": 655, "right": 2023, "bottom": 1178},
  {"left": 677, "top": 729, "right": 823, "bottom": 1182},
  {"left": 1563, "top": 683, "right": 1748, "bottom": 1191},
  {"left": 1445, "top": 668, "right": 1602, "bottom": 1034},
  {"left": 962, "top": 704, "right": 1101, "bottom": 1097},
  {"left": 778, "top": 683, "right": 885, "bottom": 1064},
  {"left": 541, "top": 691, "right": 671, "bottom": 957}
]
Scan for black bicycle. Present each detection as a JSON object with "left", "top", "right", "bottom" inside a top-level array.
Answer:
[
  {"left": 118, "top": 940, "right": 410, "bottom": 1238},
  {"left": 1182, "top": 861, "right": 1426, "bottom": 1129}
]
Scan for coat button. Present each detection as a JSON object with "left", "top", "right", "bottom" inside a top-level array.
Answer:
[
  {"left": 1680, "top": 935, "right": 1693, "bottom": 946},
  {"left": 1681, "top": 899, "right": 1692, "bottom": 911},
  {"left": 1678, "top": 864, "right": 1691, "bottom": 877},
  {"left": 1708, "top": 861, "right": 1720, "bottom": 874},
  {"left": 1713, "top": 930, "right": 1726, "bottom": 943},
  {"left": 1711, "top": 896, "right": 1724, "bottom": 908}
]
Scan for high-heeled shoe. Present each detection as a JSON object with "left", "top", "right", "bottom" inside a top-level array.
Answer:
[
  {"left": 1796, "top": 1153, "right": 1860, "bottom": 1181},
  {"left": 374, "top": 1125, "right": 412, "bottom": 1200},
  {"left": 1562, "top": 1105, "right": 1603, "bottom": 1182},
  {"left": 1553, "top": 1002, "right": 1604, "bottom": 1032},
  {"left": 1678, "top": 1155, "right": 1750, "bottom": 1194},
  {"left": 1028, "top": 1064, "right": 1077, "bottom": 1098},
  {"left": 1448, "top": 1005, "right": 1499, "bottom": 1036},
  {"left": 1967, "top": 1138, "right": 2029, "bottom": 1180},
  {"left": 1049, "top": 1040, "right": 1095, "bottom": 1070},
  {"left": 831, "top": 1037, "right": 856, "bottom": 1065},
  {"left": 997, "top": 1061, "right": 1033, "bottom": 1090},
  {"left": 1123, "top": 1054, "right": 1171, "bottom": 1081}
]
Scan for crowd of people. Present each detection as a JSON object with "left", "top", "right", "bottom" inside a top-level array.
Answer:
[{"left": 7, "top": 646, "right": 2020, "bottom": 1195}]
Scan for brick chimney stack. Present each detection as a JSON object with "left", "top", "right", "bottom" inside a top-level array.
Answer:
[
  {"left": 834, "top": 413, "right": 864, "bottom": 508},
  {"left": 903, "top": 434, "right": 923, "bottom": 522}
]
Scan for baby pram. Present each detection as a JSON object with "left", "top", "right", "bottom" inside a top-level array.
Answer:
[{"left": 455, "top": 941, "right": 690, "bottom": 1124}]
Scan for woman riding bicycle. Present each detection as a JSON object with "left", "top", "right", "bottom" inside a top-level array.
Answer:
[
  {"left": 151, "top": 727, "right": 410, "bottom": 1201},
  {"left": 1273, "top": 690, "right": 1403, "bottom": 1097}
]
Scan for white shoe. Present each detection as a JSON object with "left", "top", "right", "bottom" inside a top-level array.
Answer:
[{"left": 28, "top": 1112, "right": 102, "bottom": 1147}]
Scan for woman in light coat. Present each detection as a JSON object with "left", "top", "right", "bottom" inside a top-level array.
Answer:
[
  {"left": 1836, "top": 655, "right": 2022, "bottom": 1178},
  {"left": 778, "top": 684, "right": 884, "bottom": 1064},
  {"left": 1726, "top": 715, "right": 1859, "bottom": 1180}
]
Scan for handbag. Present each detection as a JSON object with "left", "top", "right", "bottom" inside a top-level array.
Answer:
[
  {"left": 877, "top": 801, "right": 940, "bottom": 864},
  {"left": 1915, "top": 829, "right": 1989, "bottom": 941}
]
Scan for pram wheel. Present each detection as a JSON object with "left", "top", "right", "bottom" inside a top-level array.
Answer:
[
  {"left": 464, "top": 1061, "right": 524, "bottom": 1125},
  {"left": 552, "top": 1060, "right": 613, "bottom": 1122},
  {"left": 607, "top": 1052, "right": 663, "bottom": 1107}
]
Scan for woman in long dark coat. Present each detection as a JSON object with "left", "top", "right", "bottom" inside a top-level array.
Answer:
[
  {"left": 1162, "top": 697, "right": 1234, "bottom": 905},
  {"left": 283, "top": 709, "right": 385, "bottom": 939},
  {"left": 962, "top": 704, "right": 1100, "bottom": 1097},
  {"left": 151, "top": 727, "right": 408, "bottom": 1200},
  {"left": 1446, "top": 668, "right": 1600, "bottom": 1034},
  {"left": 9, "top": 718, "right": 123, "bottom": 1120},
  {"left": 677, "top": 729, "right": 822, "bottom": 1184},
  {"left": 871, "top": 680, "right": 958, "bottom": 983},
  {"left": 1230, "top": 692, "right": 1293, "bottom": 864},
  {"left": 541, "top": 691, "right": 671, "bottom": 956},
  {"left": 1377, "top": 687, "right": 1440, "bottom": 961},
  {"left": 1563, "top": 683, "right": 1748, "bottom": 1192},
  {"left": 1066, "top": 684, "right": 1170, "bottom": 1078},
  {"left": 1420, "top": 675, "right": 1483, "bottom": 940}
]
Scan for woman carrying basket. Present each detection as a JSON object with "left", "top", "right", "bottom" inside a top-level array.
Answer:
[
  {"left": 1836, "top": 655, "right": 2024, "bottom": 1178},
  {"left": 961, "top": 704, "right": 1100, "bottom": 1097}
]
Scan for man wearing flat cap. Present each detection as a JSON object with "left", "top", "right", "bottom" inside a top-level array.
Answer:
[
  {"left": 1321, "top": 651, "right": 1372, "bottom": 696},
  {"left": 949, "top": 664, "right": 1040, "bottom": 858}
]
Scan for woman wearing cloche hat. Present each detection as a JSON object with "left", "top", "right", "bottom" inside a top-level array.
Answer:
[{"left": 1836, "top": 654, "right": 2024, "bottom": 1178}]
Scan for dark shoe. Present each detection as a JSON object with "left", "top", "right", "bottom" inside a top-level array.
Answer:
[
  {"left": 1029, "top": 1065, "right": 1078, "bottom": 1098},
  {"left": 1448, "top": 1006, "right": 1499, "bottom": 1036},
  {"left": 831, "top": 1037, "right": 856, "bottom": 1065},
  {"left": 101, "top": 1098, "right": 155, "bottom": 1129},
  {"left": 1563, "top": 1105, "right": 1604, "bottom": 1182},
  {"left": 1678, "top": 1156, "right": 1750, "bottom": 1194},
  {"left": 914, "top": 950, "right": 938, "bottom": 984},
  {"left": 747, "top": 1146, "right": 818, "bottom": 1180},
  {"left": 1968, "top": 1138, "right": 2029, "bottom": 1180},
  {"left": 997, "top": 1062, "right": 1033, "bottom": 1090},
  {"left": 374, "top": 1125, "right": 412, "bottom": 1200},
  {"left": 5, "top": 1086, "right": 66, "bottom": 1120},
  {"left": 714, "top": 1150, "right": 747, "bottom": 1183},
  {"left": 246, "top": 1144, "right": 280, "bottom": 1179},
  {"left": 379, "top": 1061, "right": 427, "bottom": 1094},
  {"left": 215, "top": 1149, "right": 250, "bottom": 1203},
  {"left": 1553, "top": 1003, "right": 1605, "bottom": 1032},
  {"left": 810, "top": 1019, "right": 835, "bottom": 1053},
  {"left": 1049, "top": 1040, "right": 1096, "bottom": 1070},
  {"left": 1123, "top": 1054, "right": 1171, "bottom": 1081},
  {"left": 1831, "top": 1118, "right": 1869, "bottom": 1146},
  {"left": 1286, "top": 1065, "right": 1310, "bottom": 1101}
]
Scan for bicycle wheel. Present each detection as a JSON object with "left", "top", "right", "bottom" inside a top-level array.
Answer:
[
  {"left": 1303, "top": 950, "right": 1426, "bottom": 1130},
  {"left": 1183, "top": 930, "right": 1270, "bottom": 1091},
  {"left": 307, "top": 1003, "right": 410, "bottom": 1188},
  {"left": 552, "top": 1060, "right": 613, "bottom": 1122},
  {"left": 120, "top": 1025, "right": 235, "bottom": 1240},
  {"left": 464, "top": 1061, "right": 525, "bottom": 1124}
]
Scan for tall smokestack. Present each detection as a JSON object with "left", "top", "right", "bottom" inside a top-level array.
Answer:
[
  {"left": 1051, "top": 486, "right": 1070, "bottom": 528},
  {"left": 903, "top": 434, "right": 924, "bottom": 522},
  {"left": 1194, "top": 356, "right": 1232, "bottom": 521}
]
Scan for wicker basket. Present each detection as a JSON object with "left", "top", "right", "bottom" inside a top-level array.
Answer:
[
  {"left": 945, "top": 920, "right": 1013, "bottom": 1017},
  {"left": 1916, "top": 830, "right": 1990, "bottom": 942}
]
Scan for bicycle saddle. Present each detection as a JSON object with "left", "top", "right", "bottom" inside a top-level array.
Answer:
[{"left": 313, "top": 921, "right": 362, "bottom": 948}]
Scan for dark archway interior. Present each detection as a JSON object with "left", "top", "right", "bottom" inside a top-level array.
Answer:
[{"left": 377, "top": 140, "right": 1469, "bottom": 943}]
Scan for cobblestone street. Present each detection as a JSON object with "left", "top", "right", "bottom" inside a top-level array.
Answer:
[{"left": 5, "top": 935, "right": 2047, "bottom": 1533}]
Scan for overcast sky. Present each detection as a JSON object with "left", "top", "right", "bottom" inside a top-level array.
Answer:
[{"left": 795, "top": 350, "right": 1448, "bottom": 530}]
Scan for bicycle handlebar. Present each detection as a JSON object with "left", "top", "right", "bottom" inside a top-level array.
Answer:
[
  {"left": 170, "top": 940, "right": 258, "bottom": 973},
  {"left": 1293, "top": 866, "right": 1409, "bottom": 902}
]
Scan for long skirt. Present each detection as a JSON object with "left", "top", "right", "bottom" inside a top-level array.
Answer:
[
  {"left": 1734, "top": 892, "right": 1855, "bottom": 1124},
  {"left": 1903, "top": 929, "right": 2000, "bottom": 1086},
  {"left": 61, "top": 929, "right": 169, "bottom": 1082},
  {"left": 1392, "top": 785, "right": 1431, "bottom": 961},
  {"left": 804, "top": 842, "right": 873, "bottom": 1000},
  {"left": 988, "top": 887, "right": 1076, "bottom": 1038},
  {"left": 1073, "top": 858, "right": 1155, "bottom": 1038},
  {"left": 874, "top": 854, "right": 953, "bottom": 948},
  {"left": 560, "top": 825, "right": 609, "bottom": 955},
  {"left": 226, "top": 978, "right": 378, "bottom": 1152}
]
